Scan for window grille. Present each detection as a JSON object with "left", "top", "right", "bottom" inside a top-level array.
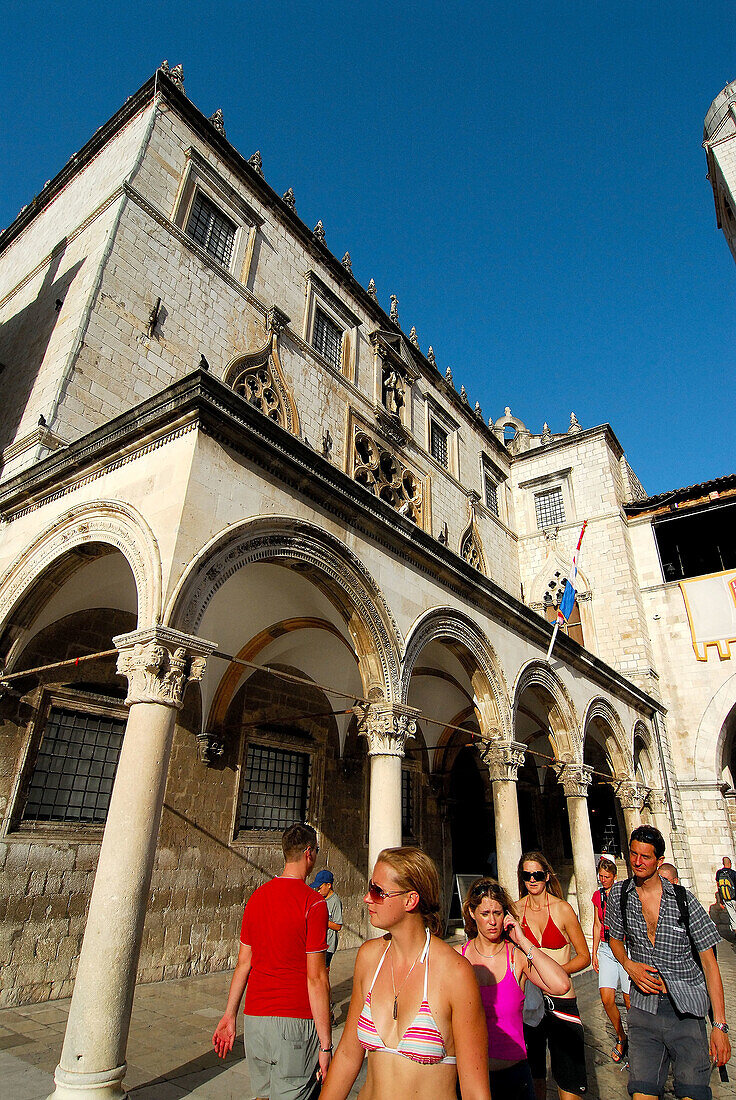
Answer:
[
  {"left": 22, "top": 707, "right": 125, "bottom": 824},
  {"left": 312, "top": 308, "right": 343, "bottom": 371},
  {"left": 430, "top": 421, "right": 449, "bottom": 468},
  {"left": 239, "top": 743, "right": 310, "bottom": 832},
  {"left": 402, "top": 769, "right": 415, "bottom": 837},
  {"left": 186, "top": 191, "right": 236, "bottom": 266},
  {"left": 484, "top": 474, "right": 499, "bottom": 515},
  {"left": 534, "top": 486, "right": 565, "bottom": 529}
]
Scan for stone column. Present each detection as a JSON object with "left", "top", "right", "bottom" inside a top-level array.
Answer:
[
  {"left": 646, "top": 787, "right": 672, "bottom": 853},
  {"left": 481, "top": 740, "right": 526, "bottom": 896},
  {"left": 361, "top": 702, "right": 420, "bottom": 875},
  {"left": 50, "top": 627, "right": 216, "bottom": 1100},
  {"left": 618, "top": 778, "right": 644, "bottom": 850},
  {"left": 559, "top": 763, "right": 597, "bottom": 936}
]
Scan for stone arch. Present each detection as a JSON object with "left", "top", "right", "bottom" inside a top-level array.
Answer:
[
  {"left": 0, "top": 501, "right": 161, "bottom": 652},
  {"left": 693, "top": 672, "right": 736, "bottom": 782},
  {"left": 582, "top": 696, "right": 633, "bottom": 778},
  {"left": 632, "top": 719, "right": 658, "bottom": 787},
  {"left": 400, "top": 609, "right": 511, "bottom": 738},
  {"left": 165, "top": 517, "right": 402, "bottom": 701},
  {"left": 511, "top": 659, "right": 580, "bottom": 760}
]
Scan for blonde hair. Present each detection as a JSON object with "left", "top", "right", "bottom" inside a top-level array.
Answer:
[
  {"left": 517, "top": 850, "right": 563, "bottom": 899},
  {"left": 462, "top": 877, "right": 517, "bottom": 939},
  {"left": 376, "top": 847, "right": 442, "bottom": 935}
]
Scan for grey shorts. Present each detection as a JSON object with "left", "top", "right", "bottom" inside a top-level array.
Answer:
[
  {"left": 627, "top": 997, "right": 712, "bottom": 1100},
  {"left": 243, "top": 1014, "right": 319, "bottom": 1100},
  {"left": 597, "top": 940, "right": 630, "bottom": 994}
]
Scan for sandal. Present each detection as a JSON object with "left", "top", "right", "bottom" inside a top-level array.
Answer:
[{"left": 611, "top": 1037, "right": 628, "bottom": 1064}]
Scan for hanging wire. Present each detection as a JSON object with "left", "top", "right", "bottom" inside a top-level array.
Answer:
[{"left": 0, "top": 645, "right": 631, "bottom": 785}]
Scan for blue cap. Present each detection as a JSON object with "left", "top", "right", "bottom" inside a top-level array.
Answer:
[{"left": 312, "top": 869, "right": 334, "bottom": 888}]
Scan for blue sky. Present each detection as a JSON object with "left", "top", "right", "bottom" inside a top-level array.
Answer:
[{"left": 2, "top": 1, "right": 735, "bottom": 494}]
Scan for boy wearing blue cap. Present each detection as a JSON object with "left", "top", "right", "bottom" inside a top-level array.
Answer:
[{"left": 312, "top": 870, "right": 342, "bottom": 969}]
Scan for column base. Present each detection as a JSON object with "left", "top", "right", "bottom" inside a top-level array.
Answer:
[{"left": 49, "top": 1062, "right": 127, "bottom": 1100}]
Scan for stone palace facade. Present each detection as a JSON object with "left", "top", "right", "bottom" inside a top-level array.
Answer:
[{"left": 0, "top": 62, "right": 734, "bottom": 1100}]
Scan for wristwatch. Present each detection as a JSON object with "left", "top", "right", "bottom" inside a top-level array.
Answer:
[
  {"left": 320, "top": 1045, "right": 334, "bottom": 1052},
  {"left": 712, "top": 1022, "right": 729, "bottom": 1034}
]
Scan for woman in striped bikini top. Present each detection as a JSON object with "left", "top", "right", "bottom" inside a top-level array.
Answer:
[{"left": 319, "top": 846, "right": 492, "bottom": 1100}]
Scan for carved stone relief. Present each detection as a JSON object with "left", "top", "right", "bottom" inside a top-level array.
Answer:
[
  {"left": 226, "top": 313, "right": 299, "bottom": 435},
  {"left": 359, "top": 702, "right": 419, "bottom": 756},
  {"left": 352, "top": 428, "right": 423, "bottom": 526}
]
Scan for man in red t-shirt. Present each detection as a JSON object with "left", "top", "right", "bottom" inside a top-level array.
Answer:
[{"left": 213, "top": 822, "right": 331, "bottom": 1099}]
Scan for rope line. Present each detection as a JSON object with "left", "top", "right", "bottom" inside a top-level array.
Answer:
[{"left": 0, "top": 645, "right": 641, "bottom": 786}]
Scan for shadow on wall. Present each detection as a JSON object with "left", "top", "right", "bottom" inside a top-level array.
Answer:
[{"left": 0, "top": 236, "right": 84, "bottom": 467}]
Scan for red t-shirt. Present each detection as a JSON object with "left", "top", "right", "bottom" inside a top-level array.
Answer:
[
  {"left": 592, "top": 888, "right": 607, "bottom": 929},
  {"left": 240, "top": 876, "right": 328, "bottom": 1018}
]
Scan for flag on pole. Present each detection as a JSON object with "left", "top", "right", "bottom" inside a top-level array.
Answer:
[{"left": 546, "top": 520, "right": 588, "bottom": 662}]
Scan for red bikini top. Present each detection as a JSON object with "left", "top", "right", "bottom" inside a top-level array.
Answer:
[{"left": 521, "top": 895, "right": 568, "bottom": 951}]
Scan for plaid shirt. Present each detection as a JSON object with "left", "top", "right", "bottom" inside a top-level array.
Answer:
[{"left": 607, "top": 878, "right": 720, "bottom": 1016}]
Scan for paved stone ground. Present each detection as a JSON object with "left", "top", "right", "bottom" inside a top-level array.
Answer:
[{"left": 2, "top": 908, "right": 736, "bottom": 1099}]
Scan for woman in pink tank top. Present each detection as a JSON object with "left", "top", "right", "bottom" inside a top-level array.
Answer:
[{"left": 457, "top": 878, "right": 570, "bottom": 1100}]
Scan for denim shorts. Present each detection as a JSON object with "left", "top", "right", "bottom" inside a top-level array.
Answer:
[
  {"left": 627, "top": 996, "right": 712, "bottom": 1100},
  {"left": 597, "top": 940, "right": 631, "bottom": 994},
  {"left": 243, "top": 1014, "right": 319, "bottom": 1100}
]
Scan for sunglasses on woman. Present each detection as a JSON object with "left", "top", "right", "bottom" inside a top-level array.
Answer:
[
  {"left": 367, "top": 880, "right": 411, "bottom": 902},
  {"left": 521, "top": 870, "right": 547, "bottom": 883}
]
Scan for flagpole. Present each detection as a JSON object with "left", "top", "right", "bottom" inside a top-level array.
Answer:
[{"left": 546, "top": 520, "right": 588, "bottom": 663}]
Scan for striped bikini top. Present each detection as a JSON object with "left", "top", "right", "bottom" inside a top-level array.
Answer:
[{"left": 356, "top": 928, "right": 456, "bottom": 1065}]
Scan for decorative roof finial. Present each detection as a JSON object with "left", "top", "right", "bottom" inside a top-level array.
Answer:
[
  {"left": 159, "top": 61, "right": 185, "bottom": 91},
  {"left": 389, "top": 295, "right": 399, "bottom": 324},
  {"left": 282, "top": 187, "right": 296, "bottom": 212},
  {"left": 541, "top": 421, "right": 552, "bottom": 443},
  {"left": 475, "top": 401, "right": 482, "bottom": 417},
  {"left": 248, "top": 150, "right": 264, "bottom": 177},
  {"left": 427, "top": 346, "right": 436, "bottom": 367},
  {"left": 367, "top": 279, "right": 378, "bottom": 301},
  {"left": 313, "top": 220, "right": 326, "bottom": 244},
  {"left": 409, "top": 326, "right": 419, "bottom": 348},
  {"left": 568, "top": 411, "right": 581, "bottom": 434},
  {"left": 460, "top": 385, "right": 469, "bottom": 404},
  {"left": 341, "top": 252, "right": 352, "bottom": 273},
  {"left": 209, "top": 109, "right": 225, "bottom": 136},
  {"left": 445, "top": 365, "right": 454, "bottom": 387}
]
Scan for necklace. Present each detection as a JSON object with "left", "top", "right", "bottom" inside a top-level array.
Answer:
[
  {"left": 389, "top": 941, "right": 424, "bottom": 1021},
  {"left": 473, "top": 938, "right": 506, "bottom": 959}
]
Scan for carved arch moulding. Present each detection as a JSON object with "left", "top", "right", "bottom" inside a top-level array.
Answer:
[
  {"left": 165, "top": 517, "right": 403, "bottom": 701},
  {"left": 511, "top": 659, "right": 581, "bottom": 759},
  {"left": 401, "top": 608, "right": 511, "bottom": 739},
  {"left": 0, "top": 500, "right": 162, "bottom": 643},
  {"left": 581, "top": 695, "right": 633, "bottom": 777}
]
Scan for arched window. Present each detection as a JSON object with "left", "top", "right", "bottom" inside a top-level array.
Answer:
[{"left": 544, "top": 582, "right": 584, "bottom": 646}]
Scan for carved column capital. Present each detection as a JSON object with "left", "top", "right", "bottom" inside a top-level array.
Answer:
[
  {"left": 645, "top": 787, "right": 668, "bottom": 815},
  {"left": 113, "top": 627, "right": 217, "bottom": 709},
  {"left": 359, "top": 702, "right": 420, "bottom": 757},
  {"left": 479, "top": 739, "right": 527, "bottom": 782},
  {"left": 557, "top": 762, "right": 593, "bottom": 799},
  {"left": 618, "top": 778, "right": 645, "bottom": 811}
]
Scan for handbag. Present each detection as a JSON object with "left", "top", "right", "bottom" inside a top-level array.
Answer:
[{"left": 522, "top": 977, "right": 545, "bottom": 1027}]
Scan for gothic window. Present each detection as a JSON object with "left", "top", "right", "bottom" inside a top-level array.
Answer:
[
  {"left": 21, "top": 706, "right": 124, "bottom": 824},
  {"left": 535, "top": 486, "right": 565, "bottom": 529},
  {"left": 352, "top": 427, "right": 424, "bottom": 525},
  {"left": 430, "top": 421, "right": 449, "bottom": 468},
  {"left": 238, "top": 743, "right": 311, "bottom": 832},
  {"left": 312, "top": 308, "right": 343, "bottom": 372},
  {"left": 544, "top": 582, "right": 584, "bottom": 645},
  {"left": 186, "top": 191, "right": 236, "bottom": 266}
]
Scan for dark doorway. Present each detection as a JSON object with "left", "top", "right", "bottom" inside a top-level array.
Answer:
[
  {"left": 588, "top": 780, "right": 622, "bottom": 856},
  {"left": 449, "top": 746, "right": 495, "bottom": 876}
]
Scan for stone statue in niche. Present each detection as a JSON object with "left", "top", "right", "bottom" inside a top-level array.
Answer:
[{"left": 382, "top": 365, "right": 405, "bottom": 418}]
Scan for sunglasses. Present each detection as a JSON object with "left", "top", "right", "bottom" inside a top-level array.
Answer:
[
  {"left": 521, "top": 870, "right": 547, "bottom": 883},
  {"left": 367, "top": 880, "right": 411, "bottom": 902}
]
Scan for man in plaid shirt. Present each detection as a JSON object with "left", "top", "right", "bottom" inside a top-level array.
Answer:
[{"left": 607, "top": 825, "right": 730, "bottom": 1100}]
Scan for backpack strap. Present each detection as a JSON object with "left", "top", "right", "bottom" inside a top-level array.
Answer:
[
  {"left": 620, "top": 877, "right": 633, "bottom": 939},
  {"left": 673, "top": 883, "right": 703, "bottom": 973}
]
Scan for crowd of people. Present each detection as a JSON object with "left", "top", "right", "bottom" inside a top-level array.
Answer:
[{"left": 213, "top": 821, "right": 732, "bottom": 1100}]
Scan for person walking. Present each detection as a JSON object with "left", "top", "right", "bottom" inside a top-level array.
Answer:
[
  {"left": 458, "top": 877, "right": 571, "bottom": 1099},
  {"left": 659, "top": 863, "right": 679, "bottom": 885},
  {"left": 716, "top": 857, "right": 736, "bottom": 934},
  {"left": 312, "top": 869, "right": 343, "bottom": 969},
  {"left": 319, "top": 846, "right": 492, "bottom": 1100},
  {"left": 516, "top": 851, "right": 590, "bottom": 1100},
  {"left": 607, "top": 824, "right": 731, "bottom": 1100},
  {"left": 591, "top": 856, "right": 630, "bottom": 1065},
  {"left": 212, "top": 822, "right": 332, "bottom": 1100}
]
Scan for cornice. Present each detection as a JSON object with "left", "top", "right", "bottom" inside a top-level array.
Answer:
[
  {"left": 510, "top": 423, "right": 625, "bottom": 464},
  {"left": 0, "top": 369, "right": 662, "bottom": 716}
]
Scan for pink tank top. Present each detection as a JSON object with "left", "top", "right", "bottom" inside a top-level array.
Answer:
[{"left": 463, "top": 941, "right": 527, "bottom": 1062}]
